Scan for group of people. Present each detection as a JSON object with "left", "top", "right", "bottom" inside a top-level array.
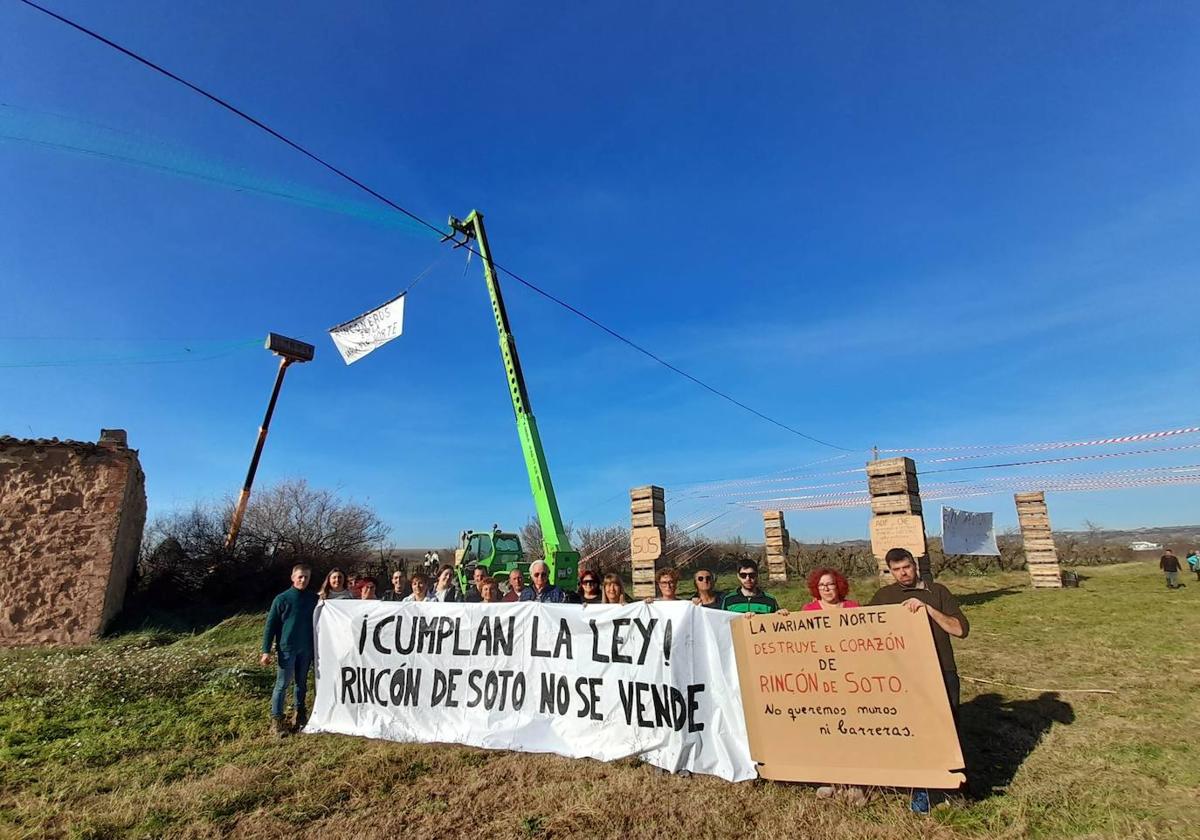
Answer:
[
  {"left": 259, "top": 548, "right": 969, "bottom": 814},
  {"left": 1160, "top": 548, "right": 1199, "bottom": 589}
]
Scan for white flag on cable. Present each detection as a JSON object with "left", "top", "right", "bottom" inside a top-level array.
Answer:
[{"left": 328, "top": 293, "right": 406, "bottom": 364}]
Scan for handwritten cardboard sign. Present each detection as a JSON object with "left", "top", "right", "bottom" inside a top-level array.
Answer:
[
  {"left": 731, "top": 605, "right": 966, "bottom": 788},
  {"left": 869, "top": 513, "right": 927, "bottom": 561}
]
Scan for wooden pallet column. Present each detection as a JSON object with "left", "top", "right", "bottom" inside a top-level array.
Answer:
[
  {"left": 630, "top": 485, "right": 665, "bottom": 599},
  {"left": 762, "top": 510, "right": 790, "bottom": 582},
  {"left": 866, "top": 457, "right": 930, "bottom": 580},
  {"left": 1014, "top": 491, "right": 1063, "bottom": 589}
]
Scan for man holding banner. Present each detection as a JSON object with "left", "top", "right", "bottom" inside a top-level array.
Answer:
[{"left": 870, "top": 548, "right": 969, "bottom": 709}]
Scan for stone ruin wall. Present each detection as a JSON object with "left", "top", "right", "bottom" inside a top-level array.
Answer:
[{"left": 0, "top": 430, "right": 146, "bottom": 646}]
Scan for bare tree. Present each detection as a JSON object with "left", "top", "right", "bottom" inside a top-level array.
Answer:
[{"left": 240, "top": 479, "right": 390, "bottom": 565}]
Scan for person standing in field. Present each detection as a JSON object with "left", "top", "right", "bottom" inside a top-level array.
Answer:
[
  {"left": 869, "top": 547, "right": 969, "bottom": 814},
  {"left": 802, "top": 568, "right": 860, "bottom": 611},
  {"left": 260, "top": 564, "right": 318, "bottom": 738},
  {"left": 1160, "top": 549, "right": 1183, "bottom": 589},
  {"left": 1186, "top": 550, "right": 1200, "bottom": 582},
  {"left": 721, "top": 559, "right": 781, "bottom": 614},
  {"left": 690, "top": 567, "right": 724, "bottom": 608}
]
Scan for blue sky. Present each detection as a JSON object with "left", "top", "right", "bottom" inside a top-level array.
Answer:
[{"left": 2, "top": 1, "right": 1198, "bottom": 546}]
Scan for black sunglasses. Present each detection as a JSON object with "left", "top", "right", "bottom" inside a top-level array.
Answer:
[
  {"left": 738, "top": 571, "right": 757, "bottom": 578},
  {"left": 695, "top": 575, "right": 713, "bottom": 582},
  {"left": 581, "top": 578, "right": 598, "bottom": 585}
]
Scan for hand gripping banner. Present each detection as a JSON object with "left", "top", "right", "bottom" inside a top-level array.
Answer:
[{"left": 307, "top": 600, "right": 757, "bottom": 782}]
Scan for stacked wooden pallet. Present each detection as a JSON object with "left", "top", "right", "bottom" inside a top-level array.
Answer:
[
  {"left": 630, "top": 485, "right": 665, "bottom": 599},
  {"left": 1014, "top": 491, "right": 1063, "bottom": 589},
  {"left": 762, "top": 510, "right": 789, "bottom": 582},
  {"left": 866, "top": 457, "right": 930, "bottom": 578}
]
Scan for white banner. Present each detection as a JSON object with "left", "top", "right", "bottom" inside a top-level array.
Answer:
[
  {"left": 328, "top": 293, "right": 405, "bottom": 364},
  {"left": 307, "top": 600, "right": 756, "bottom": 782},
  {"left": 941, "top": 505, "right": 1000, "bottom": 556}
]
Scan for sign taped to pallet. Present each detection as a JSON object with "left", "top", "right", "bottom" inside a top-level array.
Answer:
[
  {"left": 328, "top": 292, "right": 406, "bottom": 364},
  {"left": 307, "top": 600, "right": 756, "bottom": 781}
]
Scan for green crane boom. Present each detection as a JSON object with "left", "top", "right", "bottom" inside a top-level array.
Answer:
[{"left": 448, "top": 210, "right": 580, "bottom": 589}]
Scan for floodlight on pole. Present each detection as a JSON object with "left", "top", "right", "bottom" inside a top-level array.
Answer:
[{"left": 224, "top": 333, "right": 315, "bottom": 551}]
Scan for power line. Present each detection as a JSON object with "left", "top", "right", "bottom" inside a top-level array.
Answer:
[{"left": 14, "top": 0, "right": 854, "bottom": 452}]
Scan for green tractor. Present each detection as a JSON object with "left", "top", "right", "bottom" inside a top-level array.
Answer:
[
  {"left": 453, "top": 527, "right": 525, "bottom": 589},
  {"left": 448, "top": 210, "right": 580, "bottom": 597}
]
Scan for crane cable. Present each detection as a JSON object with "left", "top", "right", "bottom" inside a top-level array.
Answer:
[{"left": 13, "top": 0, "right": 854, "bottom": 452}]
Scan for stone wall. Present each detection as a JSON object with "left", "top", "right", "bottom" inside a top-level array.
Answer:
[{"left": 0, "top": 430, "right": 146, "bottom": 646}]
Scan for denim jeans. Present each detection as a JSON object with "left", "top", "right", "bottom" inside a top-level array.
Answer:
[{"left": 271, "top": 650, "right": 313, "bottom": 719}]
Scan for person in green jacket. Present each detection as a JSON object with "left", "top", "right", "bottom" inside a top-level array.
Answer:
[{"left": 260, "top": 564, "right": 318, "bottom": 738}]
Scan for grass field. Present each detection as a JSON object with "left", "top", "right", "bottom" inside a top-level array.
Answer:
[{"left": 1, "top": 562, "right": 1197, "bottom": 839}]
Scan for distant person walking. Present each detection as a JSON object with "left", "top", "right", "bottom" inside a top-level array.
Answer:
[
  {"left": 1160, "top": 549, "right": 1183, "bottom": 589},
  {"left": 260, "top": 564, "right": 318, "bottom": 738},
  {"left": 1187, "top": 550, "right": 1200, "bottom": 582}
]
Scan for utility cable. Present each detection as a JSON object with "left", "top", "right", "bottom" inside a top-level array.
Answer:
[{"left": 14, "top": 0, "right": 855, "bottom": 452}]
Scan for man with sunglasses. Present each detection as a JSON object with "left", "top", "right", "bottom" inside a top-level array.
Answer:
[
  {"left": 519, "top": 560, "right": 570, "bottom": 603},
  {"left": 578, "top": 568, "right": 603, "bottom": 604},
  {"left": 721, "top": 559, "right": 780, "bottom": 614},
  {"left": 690, "top": 567, "right": 724, "bottom": 609}
]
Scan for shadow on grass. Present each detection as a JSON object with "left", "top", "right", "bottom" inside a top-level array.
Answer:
[
  {"left": 107, "top": 594, "right": 273, "bottom": 638},
  {"left": 958, "top": 691, "right": 1075, "bottom": 799},
  {"left": 956, "top": 587, "right": 1024, "bottom": 607}
]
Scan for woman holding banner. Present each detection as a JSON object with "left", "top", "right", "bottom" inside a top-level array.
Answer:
[
  {"left": 600, "top": 573, "right": 630, "bottom": 604},
  {"left": 431, "top": 565, "right": 461, "bottom": 602},
  {"left": 802, "top": 568, "right": 866, "bottom": 804},
  {"left": 402, "top": 573, "right": 430, "bottom": 602},
  {"left": 802, "top": 568, "right": 860, "bottom": 611},
  {"left": 318, "top": 568, "right": 354, "bottom": 601}
]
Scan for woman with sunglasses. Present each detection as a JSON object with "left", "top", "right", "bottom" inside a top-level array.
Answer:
[
  {"left": 802, "top": 567, "right": 859, "bottom": 611},
  {"left": 690, "top": 567, "right": 724, "bottom": 609},
  {"left": 600, "top": 573, "right": 630, "bottom": 604},
  {"left": 578, "top": 569, "right": 604, "bottom": 604}
]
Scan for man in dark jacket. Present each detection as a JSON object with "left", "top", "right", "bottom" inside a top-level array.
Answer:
[
  {"left": 521, "top": 560, "right": 570, "bottom": 603},
  {"left": 1160, "top": 549, "right": 1183, "bottom": 589},
  {"left": 869, "top": 547, "right": 969, "bottom": 813},
  {"left": 260, "top": 564, "right": 319, "bottom": 738}
]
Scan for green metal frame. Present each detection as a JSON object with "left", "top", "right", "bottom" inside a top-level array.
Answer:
[{"left": 448, "top": 210, "right": 580, "bottom": 589}]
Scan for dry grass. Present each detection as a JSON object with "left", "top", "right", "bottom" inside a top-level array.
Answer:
[{"left": 1, "top": 562, "right": 1197, "bottom": 839}]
